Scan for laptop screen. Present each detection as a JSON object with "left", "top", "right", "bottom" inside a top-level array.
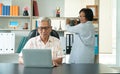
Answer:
[{"left": 22, "top": 49, "right": 53, "bottom": 67}]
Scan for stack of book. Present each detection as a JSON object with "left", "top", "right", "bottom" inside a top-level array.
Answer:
[
  {"left": 0, "top": 3, "right": 19, "bottom": 16},
  {"left": 10, "top": 5, "right": 19, "bottom": 16}
]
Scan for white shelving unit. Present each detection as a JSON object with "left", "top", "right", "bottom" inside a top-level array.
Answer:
[
  {"left": 0, "top": 0, "right": 99, "bottom": 63},
  {"left": 0, "top": 0, "right": 99, "bottom": 33}
]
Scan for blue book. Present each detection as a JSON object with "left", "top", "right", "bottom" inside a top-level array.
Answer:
[
  {"left": 95, "top": 34, "right": 98, "bottom": 47},
  {"left": 35, "top": 20, "right": 39, "bottom": 28},
  {"left": 2, "top": 5, "right": 5, "bottom": 15},
  {"left": 94, "top": 34, "right": 98, "bottom": 55},
  {"left": 4, "top": 6, "right": 7, "bottom": 16},
  {"left": 6, "top": 5, "right": 10, "bottom": 16},
  {"left": 2, "top": 5, "right": 7, "bottom": 16}
]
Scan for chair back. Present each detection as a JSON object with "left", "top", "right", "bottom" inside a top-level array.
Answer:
[
  {"left": 16, "top": 29, "right": 59, "bottom": 53},
  {"left": 27, "top": 29, "right": 59, "bottom": 40}
]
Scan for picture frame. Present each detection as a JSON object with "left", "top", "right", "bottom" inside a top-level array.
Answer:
[
  {"left": 86, "top": 5, "right": 98, "bottom": 18},
  {"left": 9, "top": 21, "right": 19, "bottom": 29}
]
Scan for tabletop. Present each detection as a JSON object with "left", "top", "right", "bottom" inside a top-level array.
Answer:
[{"left": 0, "top": 63, "right": 119, "bottom": 74}]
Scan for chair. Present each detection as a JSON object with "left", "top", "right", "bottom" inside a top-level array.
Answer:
[
  {"left": 16, "top": 29, "right": 59, "bottom": 53},
  {"left": 27, "top": 29, "right": 59, "bottom": 40}
]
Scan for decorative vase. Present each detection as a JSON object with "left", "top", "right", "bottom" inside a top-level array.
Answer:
[{"left": 23, "top": 10, "right": 29, "bottom": 16}]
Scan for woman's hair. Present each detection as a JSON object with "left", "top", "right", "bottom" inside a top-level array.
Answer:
[{"left": 79, "top": 8, "right": 93, "bottom": 21}]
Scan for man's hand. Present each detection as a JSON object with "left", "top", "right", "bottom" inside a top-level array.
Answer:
[
  {"left": 19, "top": 56, "right": 24, "bottom": 64},
  {"left": 52, "top": 58, "right": 62, "bottom": 67},
  {"left": 53, "top": 60, "right": 59, "bottom": 67}
]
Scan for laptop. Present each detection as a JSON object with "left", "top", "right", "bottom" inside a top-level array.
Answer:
[{"left": 22, "top": 49, "right": 53, "bottom": 67}]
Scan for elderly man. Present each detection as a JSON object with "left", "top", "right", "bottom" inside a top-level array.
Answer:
[{"left": 19, "top": 17, "right": 63, "bottom": 66}]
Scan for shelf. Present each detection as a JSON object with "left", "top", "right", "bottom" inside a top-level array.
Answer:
[
  {"left": 0, "top": 29, "right": 31, "bottom": 31},
  {"left": 0, "top": 16, "right": 31, "bottom": 19},
  {"left": 33, "top": 16, "right": 66, "bottom": 19},
  {"left": 32, "top": 16, "right": 79, "bottom": 19},
  {"left": 56, "top": 30, "right": 66, "bottom": 32},
  {"left": 33, "top": 16, "right": 98, "bottom": 22},
  {"left": 0, "top": 0, "right": 98, "bottom": 34}
]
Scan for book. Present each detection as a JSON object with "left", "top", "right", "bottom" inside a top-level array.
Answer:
[
  {"left": 12, "top": 5, "right": 19, "bottom": 16},
  {"left": 33, "top": 0, "right": 39, "bottom": 16},
  {"left": 15, "top": 6, "right": 19, "bottom": 16},
  {"left": 10, "top": 6, "right": 13, "bottom": 16},
  {"left": 0, "top": 3, "right": 3, "bottom": 15},
  {"left": 35, "top": 20, "right": 39, "bottom": 28},
  {"left": 2, "top": 5, "right": 6, "bottom": 16},
  {"left": 6, "top": 5, "right": 10, "bottom": 16},
  {"left": 66, "top": 34, "right": 74, "bottom": 54},
  {"left": 94, "top": 34, "right": 98, "bottom": 55},
  {"left": 12, "top": 6, "right": 15, "bottom": 16}
]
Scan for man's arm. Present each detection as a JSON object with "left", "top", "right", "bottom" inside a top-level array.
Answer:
[{"left": 18, "top": 38, "right": 33, "bottom": 64}]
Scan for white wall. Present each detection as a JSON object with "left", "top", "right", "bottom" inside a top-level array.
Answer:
[
  {"left": 37, "top": 0, "right": 95, "bottom": 17},
  {"left": 37, "top": 0, "right": 64, "bottom": 17},
  {"left": 0, "top": 0, "right": 11, "bottom": 5},
  {"left": 64, "top": 0, "right": 95, "bottom": 17},
  {"left": 116, "top": 0, "right": 120, "bottom": 66},
  {"left": 99, "top": 0, "right": 112, "bottom": 53}
]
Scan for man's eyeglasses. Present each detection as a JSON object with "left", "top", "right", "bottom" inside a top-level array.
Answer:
[{"left": 38, "top": 26, "right": 51, "bottom": 30}]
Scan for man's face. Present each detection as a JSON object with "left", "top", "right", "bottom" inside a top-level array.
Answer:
[{"left": 37, "top": 21, "right": 52, "bottom": 38}]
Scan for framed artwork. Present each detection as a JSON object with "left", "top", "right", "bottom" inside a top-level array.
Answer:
[
  {"left": 9, "top": 21, "right": 19, "bottom": 29},
  {"left": 86, "top": 5, "right": 98, "bottom": 18}
]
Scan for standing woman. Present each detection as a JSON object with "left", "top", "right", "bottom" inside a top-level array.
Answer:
[{"left": 66, "top": 8, "right": 95, "bottom": 63}]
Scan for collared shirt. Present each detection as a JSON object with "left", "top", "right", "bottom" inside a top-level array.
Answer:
[{"left": 19, "top": 36, "right": 63, "bottom": 59}]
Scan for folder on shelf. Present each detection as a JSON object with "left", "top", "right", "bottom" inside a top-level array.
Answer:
[
  {"left": 10, "top": 6, "right": 13, "bottom": 16},
  {"left": 12, "top": 5, "right": 19, "bottom": 16},
  {"left": 33, "top": 0, "right": 39, "bottom": 16},
  {"left": 15, "top": 6, "right": 19, "bottom": 16},
  {"left": 16, "top": 36, "right": 28, "bottom": 53},
  {"left": 94, "top": 34, "right": 98, "bottom": 55},
  {"left": 0, "top": 3, "right": 3, "bottom": 15},
  {"left": 60, "top": 37, "right": 66, "bottom": 54},
  {"left": 2, "top": 5, "right": 6, "bottom": 16},
  {"left": 10, "top": 5, "right": 19, "bottom": 16},
  {"left": 12, "top": 6, "right": 15, "bottom": 16},
  {"left": 0, "top": 33, "right": 15, "bottom": 54},
  {"left": 66, "top": 34, "right": 74, "bottom": 54},
  {"left": 35, "top": 20, "right": 39, "bottom": 28},
  {"left": 6, "top": 5, "right": 10, "bottom": 16}
]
